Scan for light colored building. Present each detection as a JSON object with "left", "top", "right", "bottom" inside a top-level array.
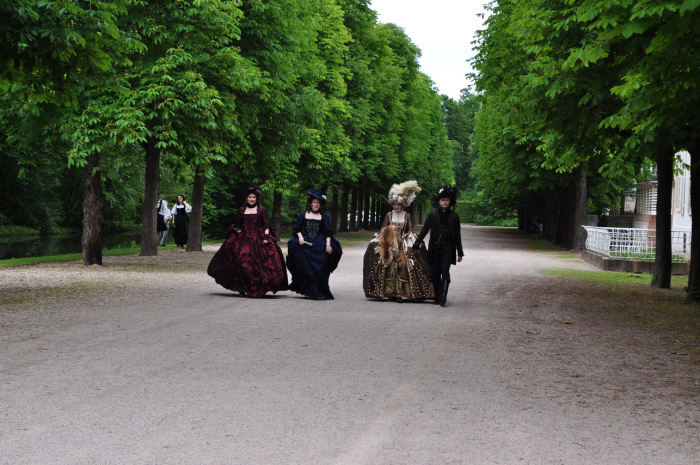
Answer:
[
  {"left": 631, "top": 151, "right": 691, "bottom": 259},
  {"left": 633, "top": 151, "right": 692, "bottom": 230},
  {"left": 672, "top": 150, "right": 691, "bottom": 230}
]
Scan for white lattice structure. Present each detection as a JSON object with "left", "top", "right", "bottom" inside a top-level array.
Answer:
[
  {"left": 635, "top": 184, "right": 657, "bottom": 215},
  {"left": 583, "top": 226, "right": 690, "bottom": 262}
]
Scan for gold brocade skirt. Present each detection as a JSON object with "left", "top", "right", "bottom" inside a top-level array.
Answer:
[{"left": 363, "top": 240, "right": 434, "bottom": 301}]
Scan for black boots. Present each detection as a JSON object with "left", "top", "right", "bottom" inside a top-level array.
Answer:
[
  {"left": 433, "top": 282, "right": 441, "bottom": 305},
  {"left": 439, "top": 279, "right": 450, "bottom": 307},
  {"left": 432, "top": 278, "right": 451, "bottom": 306}
]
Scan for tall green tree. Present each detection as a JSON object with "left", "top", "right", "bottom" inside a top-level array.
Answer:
[
  {"left": 233, "top": 0, "right": 351, "bottom": 233},
  {"left": 106, "top": 0, "right": 263, "bottom": 255},
  {"left": 1, "top": 0, "right": 141, "bottom": 264},
  {"left": 472, "top": 0, "right": 640, "bottom": 250},
  {"left": 0, "top": 0, "right": 133, "bottom": 104},
  {"left": 564, "top": 0, "right": 700, "bottom": 289},
  {"left": 442, "top": 90, "right": 479, "bottom": 192}
]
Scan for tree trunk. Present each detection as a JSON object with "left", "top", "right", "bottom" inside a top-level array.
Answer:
[
  {"left": 572, "top": 164, "right": 588, "bottom": 251},
  {"left": 331, "top": 186, "right": 339, "bottom": 231},
  {"left": 370, "top": 196, "right": 377, "bottom": 228},
  {"left": 339, "top": 186, "right": 349, "bottom": 232},
  {"left": 687, "top": 148, "right": 700, "bottom": 300},
  {"left": 545, "top": 194, "right": 558, "bottom": 242},
  {"left": 187, "top": 166, "right": 206, "bottom": 252},
  {"left": 554, "top": 189, "right": 569, "bottom": 247},
  {"left": 518, "top": 206, "right": 526, "bottom": 232},
  {"left": 356, "top": 188, "right": 363, "bottom": 230},
  {"left": 272, "top": 191, "right": 283, "bottom": 236},
  {"left": 362, "top": 188, "right": 370, "bottom": 229},
  {"left": 140, "top": 137, "right": 160, "bottom": 256},
  {"left": 350, "top": 186, "right": 359, "bottom": 231},
  {"left": 651, "top": 147, "right": 674, "bottom": 288},
  {"left": 82, "top": 151, "right": 102, "bottom": 266},
  {"left": 563, "top": 176, "right": 576, "bottom": 248}
]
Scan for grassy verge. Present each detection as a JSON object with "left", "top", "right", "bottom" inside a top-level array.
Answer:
[
  {"left": 0, "top": 248, "right": 143, "bottom": 267},
  {"left": 0, "top": 234, "right": 226, "bottom": 267},
  {"left": 524, "top": 235, "right": 581, "bottom": 260},
  {"left": 541, "top": 268, "right": 700, "bottom": 362}
]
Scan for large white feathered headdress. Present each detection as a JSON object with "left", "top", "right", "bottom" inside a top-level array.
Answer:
[{"left": 388, "top": 180, "right": 421, "bottom": 207}]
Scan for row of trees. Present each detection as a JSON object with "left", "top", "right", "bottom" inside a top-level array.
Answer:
[
  {"left": 470, "top": 0, "right": 700, "bottom": 298},
  {"left": 1, "top": 0, "right": 455, "bottom": 262}
]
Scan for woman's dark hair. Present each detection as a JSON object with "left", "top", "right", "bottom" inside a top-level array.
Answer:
[
  {"left": 177, "top": 195, "right": 186, "bottom": 205},
  {"left": 241, "top": 186, "right": 263, "bottom": 207},
  {"left": 243, "top": 190, "right": 261, "bottom": 207},
  {"left": 306, "top": 196, "right": 326, "bottom": 212}
]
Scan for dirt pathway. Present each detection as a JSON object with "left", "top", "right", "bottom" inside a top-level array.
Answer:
[{"left": 1, "top": 226, "right": 698, "bottom": 464}]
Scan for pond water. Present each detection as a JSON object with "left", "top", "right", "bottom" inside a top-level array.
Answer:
[{"left": 0, "top": 229, "right": 228, "bottom": 260}]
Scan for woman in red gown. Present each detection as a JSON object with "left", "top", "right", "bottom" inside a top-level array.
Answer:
[{"left": 208, "top": 186, "right": 288, "bottom": 297}]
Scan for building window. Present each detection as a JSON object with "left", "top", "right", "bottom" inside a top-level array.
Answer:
[{"left": 637, "top": 186, "right": 657, "bottom": 215}]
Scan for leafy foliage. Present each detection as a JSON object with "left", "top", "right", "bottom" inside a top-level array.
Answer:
[{"left": 0, "top": 0, "right": 461, "bottom": 251}]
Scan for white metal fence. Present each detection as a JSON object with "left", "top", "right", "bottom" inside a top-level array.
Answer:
[{"left": 583, "top": 226, "right": 691, "bottom": 262}]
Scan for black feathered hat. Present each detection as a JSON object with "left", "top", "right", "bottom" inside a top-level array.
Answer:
[
  {"left": 433, "top": 185, "right": 458, "bottom": 205},
  {"left": 306, "top": 181, "right": 330, "bottom": 204}
]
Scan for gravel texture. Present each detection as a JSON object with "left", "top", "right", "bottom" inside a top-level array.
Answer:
[{"left": 1, "top": 226, "right": 698, "bottom": 464}]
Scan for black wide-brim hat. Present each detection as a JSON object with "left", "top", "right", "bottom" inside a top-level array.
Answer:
[
  {"left": 433, "top": 185, "right": 458, "bottom": 203},
  {"left": 306, "top": 189, "right": 328, "bottom": 203}
]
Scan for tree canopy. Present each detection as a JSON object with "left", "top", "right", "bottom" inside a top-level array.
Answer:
[{"left": 1, "top": 0, "right": 454, "bottom": 261}]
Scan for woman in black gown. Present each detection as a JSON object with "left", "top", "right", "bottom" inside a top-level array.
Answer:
[
  {"left": 171, "top": 195, "right": 191, "bottom": 248},
  {"left": 286, "top": 185, "right": 342, "bottom": 300}
]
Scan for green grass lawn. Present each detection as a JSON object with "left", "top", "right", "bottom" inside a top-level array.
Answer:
[
  {"left": 0, "top": 247, "right": 143, "bottom": 267},
  {"left": 0, "top": 241, "right": 224, "bottom": 267}
]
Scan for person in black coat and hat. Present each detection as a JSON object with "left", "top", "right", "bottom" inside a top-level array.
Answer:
[{"left": 412, "top": 185, "right": 463, "bottom": 306}]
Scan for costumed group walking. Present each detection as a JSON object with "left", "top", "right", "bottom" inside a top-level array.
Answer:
[{"left": 207, "top": 182, "right": 462, "bottom": 305}]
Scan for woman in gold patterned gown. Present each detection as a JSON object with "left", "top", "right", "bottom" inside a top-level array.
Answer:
[{"left": 363, "top": 181, "right": 434, "bottom": 302}]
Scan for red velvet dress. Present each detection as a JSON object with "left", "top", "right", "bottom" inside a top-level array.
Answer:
[{"left": 207, "top": 206, "right": 288, "bottom": 297}]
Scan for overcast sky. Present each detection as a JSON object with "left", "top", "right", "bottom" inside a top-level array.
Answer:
[{"left": 369, "top": 0, "right": 489, "bottom": 100}]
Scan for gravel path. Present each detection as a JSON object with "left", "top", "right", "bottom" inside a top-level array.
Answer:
[{"left": 1, "top": 225, "right": 698, "bottom": 464}]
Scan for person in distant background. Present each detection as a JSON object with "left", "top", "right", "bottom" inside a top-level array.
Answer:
[
  {"left": 156, "top": 191, "right": 171, "bottom": 247},
  {"left": 531, "top": 217, "right": 539, "bottom": 240},
  {"left": 171, "top": 195, "right": 192, "bottom": 248}
]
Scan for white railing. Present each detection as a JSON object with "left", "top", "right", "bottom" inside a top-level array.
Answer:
[{"left": 583, "top": 226, "right": 691, "bottom": 262}]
